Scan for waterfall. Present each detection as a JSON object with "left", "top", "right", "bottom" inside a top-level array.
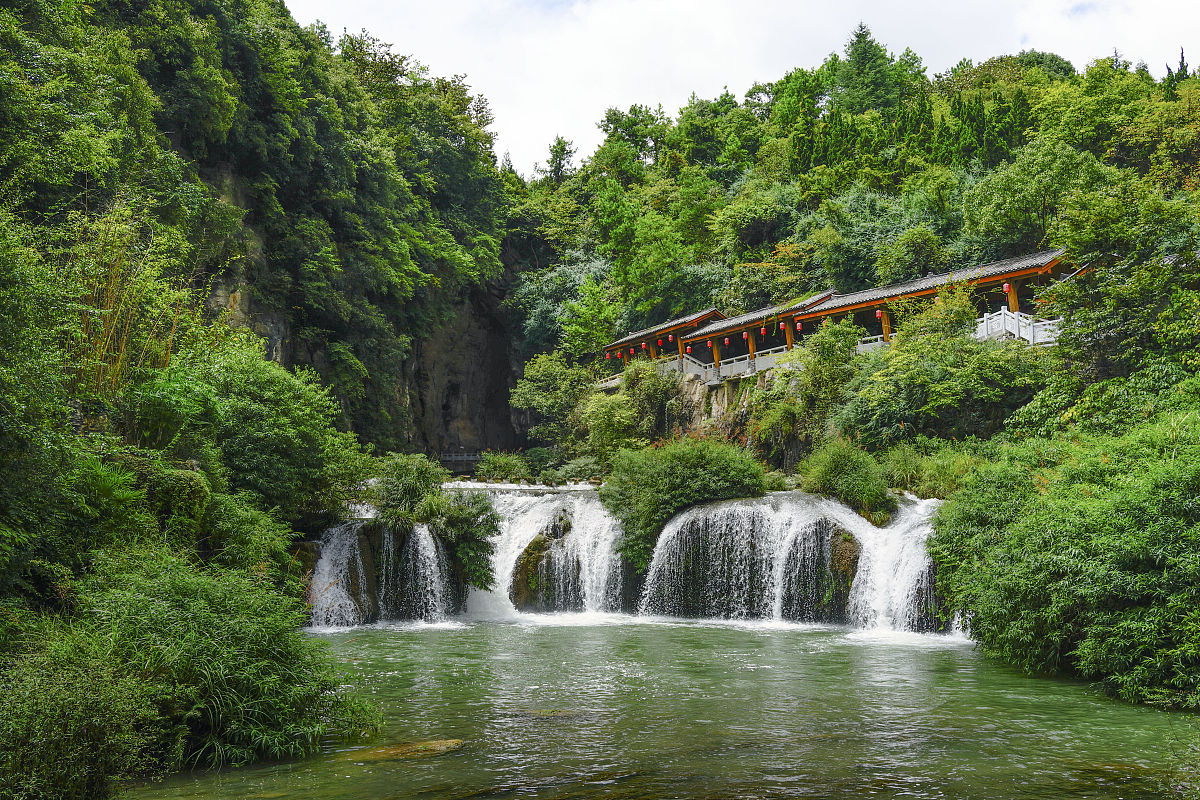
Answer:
[
  {"left": 379, "top": 523, "right": 451, "bottom": 621},
  {"left": 309, "top": 485, "right": 943, "bottom": 633},
  {"left": 309, "top": 521, "right": 371, "bottom": 627},
  {"left": 466, "top": 487, "right": 624, "bottom": 616},
  {"left": 309, "top": 520, "right": 451, "bottom": 626},
  {"left": 639, "top": 493, "right": 943, "bottom": 631}
]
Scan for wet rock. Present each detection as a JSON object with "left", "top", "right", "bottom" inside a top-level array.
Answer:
[
  {"left": 340, "top": 739, "right": 464, "bottom": 761},
  {"left": 510, "top": 534, "right": 550, "bottom": 610}
]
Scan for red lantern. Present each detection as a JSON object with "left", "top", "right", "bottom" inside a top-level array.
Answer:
[
  {"left": 707, "top": 340, "right": 713, "bottom": 348},
  {"left": 1003, "top": 282, "right": 1011, "bottom": 293},
  {"left": 668, "top": 334, "right": 674, "bottom": 342},
  {"left": 779, "top": 322, "right": 786, "bottom": 330},
  {"left": 657, "top": 338, "right": 663, "bottom": 346},
  {"left": 875, "top": 309, "right": 883, "bottom": 319},
  {"left": 641, "top": 342, "right": 647, "bottom": 350},
  {"left": 742, "top": 331, "right": 748, "bottom": 340},
  {"left": 795, "top": 321, "right": 802, "bottom": 331},
  {"left": 724, "top": 337, "right": 730, "bottom": 345},
  {"left": 686, "top": 345, "right": 692, "bottom": 353},
  {"left": 606, "top": 352, "right": 611, "bottom": 360},
  {"left": 629, "top": 348, "right": 635, "bottom": 355},
  {"left": 760, "top": 326, "right": 767, "bottom": 336}
]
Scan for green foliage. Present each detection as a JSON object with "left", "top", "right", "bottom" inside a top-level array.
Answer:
[
  {"left": 749, "top": 317, "right": 863, "bottom": 468},
  {"left": 800, "top": 439, "right": 895, "bottom": 515},
  {"left": 620, "top": 360, "right": 694, "bottom": 440},
  {"left": 879, "top": 439, "right": 986, "bottom": 499},
  {"left": 0, "top": 547, "right": 379, "bottom": 799},
  {"left": 373, "top": 453, "right": 450, "bottom": 525},
  {"left": 0, "top": 624, "right": 165, "bottom": 800},
  {"left": 874, "top": 224, "right": 950, "bottom": 285},
  {"left": 580, "top": 392, "right": 646, "bottom": 467},
  {"left": 599, "top": 438, "right": 766, "bottom": 572},
  {"left": 414, "top": 491, "right": 498, "bottom": 590},
  {"left": 930, "top": 418, "right": 1200, "bottom": 708},
  {"left": 510, "top": 351, "right": 594, "bottom": 446},
  {"left": 474, "top": 452, "right": 531, "bottom": 483},
  {"left": 836, "top": 289, "right": 1048, "bottom": 448}
]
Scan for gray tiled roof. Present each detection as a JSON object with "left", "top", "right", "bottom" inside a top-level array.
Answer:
[
  {"left": 684, "top": 250, "right": 1062, "bottom": 340},
  {"left": 687, "top": 290, "right": 835, "bottom": 339},
  {"left": 799, "top": 250, "right": 1064, "bottom": 315},
  {"left": 605, "top": 307, "right": 725, "bottom": 349}
]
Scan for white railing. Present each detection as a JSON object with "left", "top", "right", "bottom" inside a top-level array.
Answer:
[
  {"left": 856, "top": 335, "right": 888, "bottom": 353},
  {"left": 598, "top": 311, "right": 1063, "bottom": 389},
  {"left": 975, "top": 309, "right": 1061, "bottom": 346}
]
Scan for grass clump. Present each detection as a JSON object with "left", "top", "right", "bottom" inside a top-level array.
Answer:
[
  {"left": 599, "top": 438, "right": 766, "bottom": 572},
  {"left": 879, "top": 439, "right": 986, "bottom": 499},
  {"left": 0, "top": 547, "right": 379, "bottom": 799},
  {"left": 474, "top": 451, "right": 531, "bottom": 482},
  {"left": 800, "top": 439, "right": 895, "bottom": 517}
]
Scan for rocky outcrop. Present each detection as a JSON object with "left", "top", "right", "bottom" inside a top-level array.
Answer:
[
  {"left": 407, "top": 283, "right": 521, "bottom": 454},
  {"left": 510, "top": 533, "right": 551, "bottom": 611}
]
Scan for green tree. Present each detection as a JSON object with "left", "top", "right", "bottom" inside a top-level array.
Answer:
[
  {"left": 510, "top": 351, "right": 593, "bottom": 446},
  {"left": 831, "top": 24, "right": 898, "bottom": 116}
]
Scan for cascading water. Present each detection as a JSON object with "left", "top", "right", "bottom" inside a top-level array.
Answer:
[
  {"left": 639, "top": 492, "right": 944, "bottom": 631},
  {"left": 309, "top": 521, "right": 371, "bottom": 627},
  {"left": 465, "top": 486, "right": 624, "bottom": 617},
  {"left": 310, "top": 520, "right": 452, "bottom": 626},
  {"left": 309, "top": 483, "right": 943, "bottom": 634},
  {"left": 379, "top": 524, "right": 451, "bottom": 621}
]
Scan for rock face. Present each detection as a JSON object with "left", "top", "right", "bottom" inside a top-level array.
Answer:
[
  {"left": 826, "top": 525, "right": 862, "bottom": 623},
  {"left": 208, "top": 271, "right": 521, "bottom": 456},
  {"left": 407, "top": 283, "right": 521, "bottom": 454}
]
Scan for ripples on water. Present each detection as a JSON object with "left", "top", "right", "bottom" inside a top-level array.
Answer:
[{"left": 130, "top": 616, "right": 1187, "bottom": 800}]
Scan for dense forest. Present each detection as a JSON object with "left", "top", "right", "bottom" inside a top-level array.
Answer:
[{"left": 1, "top": 0, "right": 1198, "bottom": 795}]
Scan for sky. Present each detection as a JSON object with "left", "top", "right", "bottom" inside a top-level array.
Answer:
[{"left": 285, "top": 0, "right": 1198, "bottom": 176}]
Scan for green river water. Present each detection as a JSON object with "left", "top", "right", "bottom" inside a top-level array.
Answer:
[{"left": 130, "top": 614, "right": 1191, "bottom": 800}]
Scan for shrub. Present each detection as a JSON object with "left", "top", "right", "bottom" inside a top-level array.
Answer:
[
  {"left": 930, "top": 418, "right": 1200, "bottom": 708},
  {"left": 620, "top": 359, "right": 694, "bottom": 440},
  {"left": 522, "top": 447, "right": 556, "bottom": 475},
  {"left": 474, "top": 451, "right": 531, "bottom": 482},
  {"left": 0, "top": 624, "right": 166, "bottom": 800},
  {"left": 81, "top": 548, "right": 379, "bottom": 767},
  {"left": 560, "top": 456, "right": 602, "bottom": 482},
  {"left": 373, "top": 453, "right": 449, "bottom": 525},
  {"left": 416, "top": 491, "right": 498, "bottom": 590},
  {"left": 202, "top": 492, "right": 298, "bottom": 586},
  {"left": 879, "top": 440, "right": 986, "bottom": 499},
  {"left": 600, "top": 438, "right": 766, "bottom": 571},
  {"left": 579, "top": 391, "right": 646, "bottom": 467},
  {"left": 800, "top": 439, "right": 895, "bottom": 515}
]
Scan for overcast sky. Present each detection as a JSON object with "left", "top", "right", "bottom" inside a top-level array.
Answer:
[{"left": 285, "top": 0, "right": 1197, "bottom": 176}]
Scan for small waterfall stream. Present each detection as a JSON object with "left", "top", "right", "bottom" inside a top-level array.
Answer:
[
  {"left": 309, "top": 486, "right": 944, "bottom": 633},
  {"left": 466, "top": 486, "right": 623, "bottom": 617},
  {"left": 309, "top": 520, "right": 452, "bottom": 626},
  {"left": 638, "top": 493, "right": 942, "bottom": 630}
]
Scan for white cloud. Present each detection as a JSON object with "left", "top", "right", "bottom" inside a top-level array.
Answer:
[{"left": 284, "top": 0, "right": 1199, "bottom": 175}]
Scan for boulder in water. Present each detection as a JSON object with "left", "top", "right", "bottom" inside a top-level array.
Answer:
[
  {"left": 340, "top": 739, "right": 464, "bottom": 761},
  {"left": 511, "top": 533, "right": 550, "bottom": 610}
]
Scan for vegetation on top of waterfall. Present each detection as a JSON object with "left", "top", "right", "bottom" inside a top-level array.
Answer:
[
  {"left": 799, "top": 440, "right": 895, "bottom": 517},
  {"left": 474, "top": 452, "right": 533, "bottom": 483},
  {"left": 374, "top": 454, "right": 497, "bottom": 590},
  {"left": 599, "top": 438, "right": 766, "bottom": 572}
]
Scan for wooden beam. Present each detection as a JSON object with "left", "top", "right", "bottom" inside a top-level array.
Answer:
[
  {"left": 1007, "top": 281, "right": 1020, "bottom": 313},
  {"left": 880, "top": 309, "right": 893, "bottom": 341},
  {"left": 747, "top": 330, "right": 756, "bottom": 358},
  {"left": 648, "top": 341, "right": 658, "bottom": 359},
  {"left": 784, "top": 321, "right": 794, "bottom": 350},
  {"left": 712, "top": 341, "right": 721, "bottom": 368},
  {"left": 676, "top": 336, "right": 684, "bottom": 360}
]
